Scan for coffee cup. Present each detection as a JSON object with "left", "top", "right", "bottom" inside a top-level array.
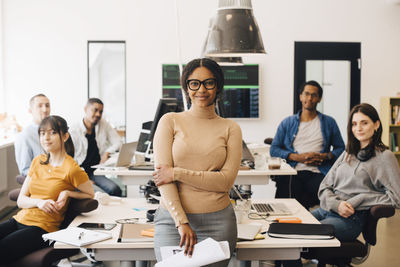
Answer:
[
  {"left": 254, "top": 153, "right": 267, "bottom": 170},
  {"left": 268, "top": 157, "right": 286, "bottom": 170},
  {"left": 234, "top": 199, "right": 251, "bottom": 223}
]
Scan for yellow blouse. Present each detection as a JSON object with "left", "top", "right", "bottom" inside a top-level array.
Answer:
[{"left": 14, "top": 154, "right": 89, "bottom": 232}]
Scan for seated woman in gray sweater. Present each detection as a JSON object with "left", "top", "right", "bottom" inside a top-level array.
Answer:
[{"left": 313, "top": 103, "right": 400, "bottom": 241}]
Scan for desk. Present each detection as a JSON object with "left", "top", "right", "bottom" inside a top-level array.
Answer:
[
  {"left": 94, "top": 163, "right": 297, "bottom": 196},
  {"left": 55, "top": 198, "right": 339, "bottom": 264}
]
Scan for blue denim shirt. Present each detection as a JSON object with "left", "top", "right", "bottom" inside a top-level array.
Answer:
[
  {"left": 270, "top": 111, "right": 345, "bottom": 175},
  {"left": 14, "top": 123, "right": 44, "bottom": 176}
]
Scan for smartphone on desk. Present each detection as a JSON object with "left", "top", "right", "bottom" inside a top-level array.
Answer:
[{"left": 78, "top": 222, "right": 117, "bottom": 230}]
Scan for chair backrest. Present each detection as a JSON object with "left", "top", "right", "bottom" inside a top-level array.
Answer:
[
  {"left": 16, "top": 174, "right": 26, "bottom": 185},
  {"left": 60, "top": 198, "right": 99, "bottom": 229},
  {"left": 264, "top": 137, "right": 273, "bottom": 145},
  {"left": 8, "top": 188, "right": 20, "bottom": 201},
  {"left": 362, "top": 205, "right": 395, "bottom": 246},
  {"left": 8, "top": 187, "right": 98, "bottom": 229}
]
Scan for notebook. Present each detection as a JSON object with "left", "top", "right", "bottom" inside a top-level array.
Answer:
[
  {"left": 252, "top": 202, "right": 292, "bottom": 216},
  {"left": 237, "top": 223, "right": 262, "bottom": 240},
  {"left": 117, "top": 223, "right": 154, "bottom": 243},
  {"left": 42, "top": 226, "right": 112, "bottom": 247},
  {"left": 93, "top": 141, "right": 137, "bottom": 168}
]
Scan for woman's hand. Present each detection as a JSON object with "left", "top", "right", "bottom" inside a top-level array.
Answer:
[
  {"left": 338, "top": 201, "right": 355, "bottom": 218},
  {"left": 55, "top": 190, "right": 70, "bottom": 211},
  {"left": 153, "top": 164, "right": 174, "bottom": 186},
  {"left": 178, "top": 223, "right": 197, "bottom": 257},
  {"left": 37, "top": 199, "right": 59, "bottom": 214}
]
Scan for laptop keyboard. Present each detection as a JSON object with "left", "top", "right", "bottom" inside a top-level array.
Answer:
[
  {"left": 253, "top": 203, "right": 291, "bottom": 215},
  {"left": 128, "top": 163, "right": 154, "bottom": 170},
  {"left": 254, "top": 203, "right": 274, "bottom": 213}
]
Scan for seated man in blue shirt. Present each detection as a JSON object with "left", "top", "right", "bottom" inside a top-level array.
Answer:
[
  {"left": 270, "top": 81, "right": 345, "bottom": 210},
  {"left": 14, "top": 93, "right": 50, "bottom": 176}
]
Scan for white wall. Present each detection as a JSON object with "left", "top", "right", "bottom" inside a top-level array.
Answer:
[{"left": 2, "top": 0, "right": 400, "bottom": 143}]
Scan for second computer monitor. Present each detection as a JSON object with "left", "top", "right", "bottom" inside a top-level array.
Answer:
[
  {"left": 148, "top": 98, "right": 182, "bottom": 143},
  {"left": 137, "top": 98, "right": 182, "bottom": 159}
]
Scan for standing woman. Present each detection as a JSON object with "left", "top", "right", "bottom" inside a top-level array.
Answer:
[
  {"left": 153, "top": 58, "right": 242, "bottom": 265},
  {"left": 314, "top": 103, "right": 400, "bottom": 241},
  {"left": 0, "top": 115, "right": 94, "bottom": 264}
]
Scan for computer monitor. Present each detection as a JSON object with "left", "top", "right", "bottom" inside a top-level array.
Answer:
[
  {"left": 149, "top": 98, "right": 182, "bottom": 145},
  {"left": 137, "top": 98, "right": 182, "bottom": 160}
]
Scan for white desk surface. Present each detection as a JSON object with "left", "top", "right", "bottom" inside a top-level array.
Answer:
[
  {"left": 94, "top": 162, "right": 297, "bottom": 186},
  {"left": 55, "top": 198, "right": 339, "bottom": 251}
]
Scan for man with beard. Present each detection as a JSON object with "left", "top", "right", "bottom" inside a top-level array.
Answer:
[
  {"left": 270, "top": 81, "right": 345, "bottom": 210},
  {"left": 15, "top": 93, "right": 51, "bottom": 176},
  {"left": 70, "top": 98, "right": 122, "bottom": 196}
]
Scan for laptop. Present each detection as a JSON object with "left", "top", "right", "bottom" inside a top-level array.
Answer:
[
  {"left": 93, "top": 141, "right": 137, "bottom": 168},
  {"left": 252, "top": 202, "right": 292, "bottom": 216}
]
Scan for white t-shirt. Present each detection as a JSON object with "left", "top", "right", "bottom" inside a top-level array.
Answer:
[{"left": 293, "top": 116, "right": 323, "bottom": 173}]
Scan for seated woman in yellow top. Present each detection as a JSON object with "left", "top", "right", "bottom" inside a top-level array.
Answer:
[
  {"left": 0, "top": 115, "right": 94, "bottom": 264},
  {"left": 152, "top": 58, "right": 242, "bottom": 266}
]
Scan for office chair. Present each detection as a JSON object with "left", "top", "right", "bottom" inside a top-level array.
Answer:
[
  {"left": 302, "top": 205, "right": 395, "bottom": 267},
  {"left": 15, "top": 174, "right": 26, "bottom": 185},
  {"left": 7, "top": 174, "right": 26, "bottom": 201},
  {"left": 5, "top": 186, "right": 99, "bottom": 267},
  {"left": 264, "top": 137, "right": 273, "bottom": 145}
]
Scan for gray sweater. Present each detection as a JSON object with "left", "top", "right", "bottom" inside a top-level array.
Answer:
[{"left": 319, "top": 150, "right": 400, "bottom": 213}]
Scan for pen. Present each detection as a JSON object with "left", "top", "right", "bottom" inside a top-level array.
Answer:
[{"left": 78, "top": 232, "right": 84, "bottom": 240}]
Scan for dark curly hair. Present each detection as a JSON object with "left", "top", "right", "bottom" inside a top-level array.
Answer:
[{"left": 180, "top": 58, "right": 224, "bottom": 105}]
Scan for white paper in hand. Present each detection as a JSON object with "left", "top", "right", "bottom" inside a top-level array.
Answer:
[{"left": 156, "top": 237, "right": 230, "bottom": 267}]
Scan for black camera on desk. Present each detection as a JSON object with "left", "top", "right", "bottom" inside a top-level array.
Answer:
[{"left": 140, "top": 180, "right": 160, "bottom": 204}]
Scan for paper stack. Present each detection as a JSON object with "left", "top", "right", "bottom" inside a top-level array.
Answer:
[{"left": 156, "top": 238, "right": 230, "bottom": 267}]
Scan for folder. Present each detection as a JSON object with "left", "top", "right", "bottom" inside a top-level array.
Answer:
[
  {"left": 42, "top": 226, "right": 112, "bottom": 247},
  {"left": 268, "top": 223, "right": 335, "bottom": 240}
]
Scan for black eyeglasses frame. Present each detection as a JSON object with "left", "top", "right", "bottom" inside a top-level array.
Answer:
[{"left": 186, "top": 78, "right": 217, "bottom": 91}]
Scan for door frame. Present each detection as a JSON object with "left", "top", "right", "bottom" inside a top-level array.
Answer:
[{"left": 293, "top": 42, "right": 361, "bottom": 113}]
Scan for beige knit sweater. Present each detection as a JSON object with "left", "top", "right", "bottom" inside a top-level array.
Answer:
[{"left": 153, "top": 104, "right": 242, "bottom": 226}]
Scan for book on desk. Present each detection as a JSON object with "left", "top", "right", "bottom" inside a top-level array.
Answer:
[{"left": 118, "top": 223, "right": 154, "bottom": 242}]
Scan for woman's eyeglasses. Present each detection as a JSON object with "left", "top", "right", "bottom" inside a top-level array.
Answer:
[{"left": 187, "top": 78, "right": 217, "bottom": 91}]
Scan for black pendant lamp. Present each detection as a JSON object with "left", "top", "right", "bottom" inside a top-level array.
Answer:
[
  {"left": 202, "top": 0, "right": 266, "bottom": 57},
  {"left": 207, "top": 56, "right": 244, "bottom": 66}
]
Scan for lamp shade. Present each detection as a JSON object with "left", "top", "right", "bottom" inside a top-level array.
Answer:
[
  {"left": 207, "top": 56, "right": 244, "bottom": 66},
  {"left": 202, "top": 0, "right": 266, "bottom": 57}
]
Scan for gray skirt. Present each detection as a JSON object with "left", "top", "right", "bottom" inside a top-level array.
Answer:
[{"left": 154, "top": 204, "right": 237, "bottom": 267}]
